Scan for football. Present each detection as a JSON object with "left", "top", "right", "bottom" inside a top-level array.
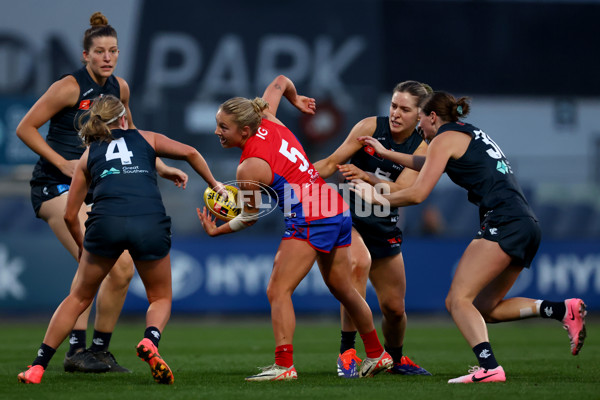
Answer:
[{"left": 203, "top": 185, "right": 241, "bottom": 221}]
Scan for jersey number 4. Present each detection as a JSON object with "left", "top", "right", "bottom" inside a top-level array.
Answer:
[{"left": 105, "top": 137, "right": 133, "bottom": 165}]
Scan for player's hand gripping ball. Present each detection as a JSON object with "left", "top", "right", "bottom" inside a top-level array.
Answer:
[{"left": 203, "top": 185, "right": 240, "bottom": 221}]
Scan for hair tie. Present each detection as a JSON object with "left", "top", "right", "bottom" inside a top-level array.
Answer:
[{"left": 457, "top": 105, "right": 463, "bottom": 116}]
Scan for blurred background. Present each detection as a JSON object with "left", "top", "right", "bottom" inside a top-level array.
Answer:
[{"left": 1, "top": 0, "right": 598, "bottom": 317}]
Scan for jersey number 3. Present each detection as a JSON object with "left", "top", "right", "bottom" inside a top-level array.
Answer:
[
  {"left": 105, "top": 137, "right": 133, "bottom": 165},
  {"left": 474, "top": 130, "right": 505, "bottom": 160}
]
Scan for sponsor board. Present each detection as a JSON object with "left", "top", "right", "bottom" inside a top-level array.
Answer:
[{"left": 1, "top": 234, "right": 599, "bottom": 314}]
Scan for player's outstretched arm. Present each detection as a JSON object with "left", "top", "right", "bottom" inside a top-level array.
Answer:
[{"left": 262, "top": 75, "right": 316, "bottom": 121}]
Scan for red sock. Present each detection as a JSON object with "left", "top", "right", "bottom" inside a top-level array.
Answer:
[
  {"left": 360, "top": 330, "right": 384, "bottom": 358},
  {"left": 275, "top": 344, "right": 294, "bottom": 368}
]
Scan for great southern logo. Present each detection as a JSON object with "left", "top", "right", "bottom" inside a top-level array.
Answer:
[{"left": 100, "top": 167, "right": 120, "bottom": 178}]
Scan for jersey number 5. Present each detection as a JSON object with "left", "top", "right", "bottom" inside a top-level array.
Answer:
[
  {"left": 105, "top": 137, "right": 133, "bottom": 165},
  {"left": 279, "top": 139, "right": 309, "bottom": 172}
]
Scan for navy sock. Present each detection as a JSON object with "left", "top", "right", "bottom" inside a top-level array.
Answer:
[
  {"left": 384, "top": 345, "right": 403, "bottom": 364},
  {"left": 67, "top": 330, "right": 86, "bottom": 356},
  {"left": 88, "top": 330, "right": 112, "bottom": 352},
  {"left": 144, "top": 326, "right": 161, "bottom": 348},
  {"left": 340, "top": 330, "right": 357, "bottom": 354},
  {"left": 540, "top": 300, "right": 566, "bottom": 321},
  {"left": 32, "top": 343, "right": 56, "bottom": 369},
  {"left": 473, "top": 342, "right": 499, "bottom": 370}
]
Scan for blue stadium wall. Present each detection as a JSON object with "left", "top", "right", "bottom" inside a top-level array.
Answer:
[{"left": 1, "top": 233, "right": 598, "bottom": 315}]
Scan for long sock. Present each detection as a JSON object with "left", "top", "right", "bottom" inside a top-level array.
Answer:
[
  {"left": 340, "top": 330, "right": 357, "bottom": 354},
  {"left": 89, "top": 330, "right": 112, "bottom": 352},
  {"left": 144, "top": 326, "right": 161, "bottom": 348},
  {"left": 473, "top": 341, "right": 499, "bottom": 370},
  {"left": 32, "top": 343, "right": 56, "bottom": 369},
  {"left": 384, "top": 345, "right": 403, "bottom": 364},
  {"left": 360, "top": 329, "right": 384, "bottom": 358},
  {"left": 67, "top": 330, "right": 86, "bottom": 356},
  {"left": 539, "top": 300, "right": 567, "bottom": 321},
  {"left": 275, "top": 344, "right": 294, "bottom": 368}
]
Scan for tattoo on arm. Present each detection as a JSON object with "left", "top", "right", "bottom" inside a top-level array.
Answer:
[{"left": 274, "top": 83, "right": 282, "bottom": 91}]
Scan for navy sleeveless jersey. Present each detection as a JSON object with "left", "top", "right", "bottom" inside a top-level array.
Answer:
[
  {"left": 31, "top": 66, "right": 121, "bottom": 185},
  {"left": 438, "top": 122, "right": 536, "bottom": 220},
  {"left": 87, "top": 129, "right": 165, "bottom": 217},
  {"left": 348, "top": 116, "right": 423, "bottom": 225}
]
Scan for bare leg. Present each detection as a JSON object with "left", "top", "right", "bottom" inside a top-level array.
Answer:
[
  {"left": 39, "top": 196, "right": 93, "bottom": 331},
  {"left": 445, "top": 239, "right": 513, "bottom": 347},
  {"left": 94, "top": 251, "right": 134, "bottom": 332},
  {"left": 43, "top": 251, "right": 117, "bottom": 349},
  {"left": 267, "top": 240, "right": 316, "bottom": 346},
  {"left": 340, "top": 229, "right": 371, "bottom": 331},
  {"left": 318, "top": 246, "right": 375, "bottom": 335},
  {"left": 369, "top": 253, "right": 407, "bottom": 348},
  {"left": 135, "top": 255, "right": 173, "bottom": 332}
]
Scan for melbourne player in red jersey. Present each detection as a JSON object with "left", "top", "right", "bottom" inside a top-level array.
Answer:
[{"left": 197, "top": 75, "right": 392, "bottom": 381}]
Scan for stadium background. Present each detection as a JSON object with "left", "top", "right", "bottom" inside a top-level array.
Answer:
[{"left": 0, "top": 0, "right": 598, "bottom": 316}]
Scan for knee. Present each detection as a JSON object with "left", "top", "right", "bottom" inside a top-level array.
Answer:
[
  {"left": 107, "top": 255, "right": 134, "bottom": 286},
  {"left": 445, "top": 293, "right": 456, "bottom": 315},
  {"left": 351, "top": 255, "right": 370, "bottom": 282},
  {"left": 69, "top": 293, "right": 95, "bottom": 313},
  {"left": 380, "top": 298, "right": 405, "bottom": 322},
  {"left": 265, "top": 282, "right": 291, "bottom": 305}
]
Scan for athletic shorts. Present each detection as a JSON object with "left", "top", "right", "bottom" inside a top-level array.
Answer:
[
  {"left": 84, "top": 213, "right": 172, "bottom": 260},
  {"left": 352, "top": 218, "right": 403, "bottom": 259},
  {"left": 31, "top": 181, "right": 93, "bottom": 217},
  {"left": 282, "top": 213, "right": 352, "bottom": 253},
  {"left": 475, "top": 213, "right": 541, "bottom": 268}
]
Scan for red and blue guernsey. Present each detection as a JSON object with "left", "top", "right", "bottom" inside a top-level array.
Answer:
[{"left": 240, "top": 118, "right": 348, "bottom": 224}]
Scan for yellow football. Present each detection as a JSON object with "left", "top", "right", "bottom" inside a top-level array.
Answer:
[{"left": 203, "top": 185, "right": 240, "bottom": 221}]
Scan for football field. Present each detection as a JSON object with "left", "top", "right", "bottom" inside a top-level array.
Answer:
[{"left": 2, "top": 315, "right": 597, "bottom": 400}]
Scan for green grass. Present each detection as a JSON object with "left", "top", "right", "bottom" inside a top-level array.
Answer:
[{"left": 1, "top": 315, "right": 598, "bottom": 400}]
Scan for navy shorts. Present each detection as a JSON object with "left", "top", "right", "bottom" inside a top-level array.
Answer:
[
  {"left": 475, "top": 214, "right": 541, "bottom": 268},
  {"left": 352, "top": 218, "right": 403, "bottom": 259},
  {"left": 282, "top": 213, "right": 352, "bottom": 253},
  {"left": 31, "top": 181, "right": 93, "bottom": 217},
  {"left": 84, "top": 213, "right": 172, "bottom": 260}
]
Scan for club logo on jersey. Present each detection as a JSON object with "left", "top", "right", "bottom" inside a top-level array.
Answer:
[
  {"left": 496, "top": 160, "right": 510, "bottom": 174},
  {"left": 363, "top": 145, "right": 383, "bottom": 161},
  {"left": 78, "top": 99, "right": 92, "bottom": 109}
]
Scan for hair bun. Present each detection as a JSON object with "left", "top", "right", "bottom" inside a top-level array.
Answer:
[{"left": 90, "top": 11, "right": 108, "bottom": 27}]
